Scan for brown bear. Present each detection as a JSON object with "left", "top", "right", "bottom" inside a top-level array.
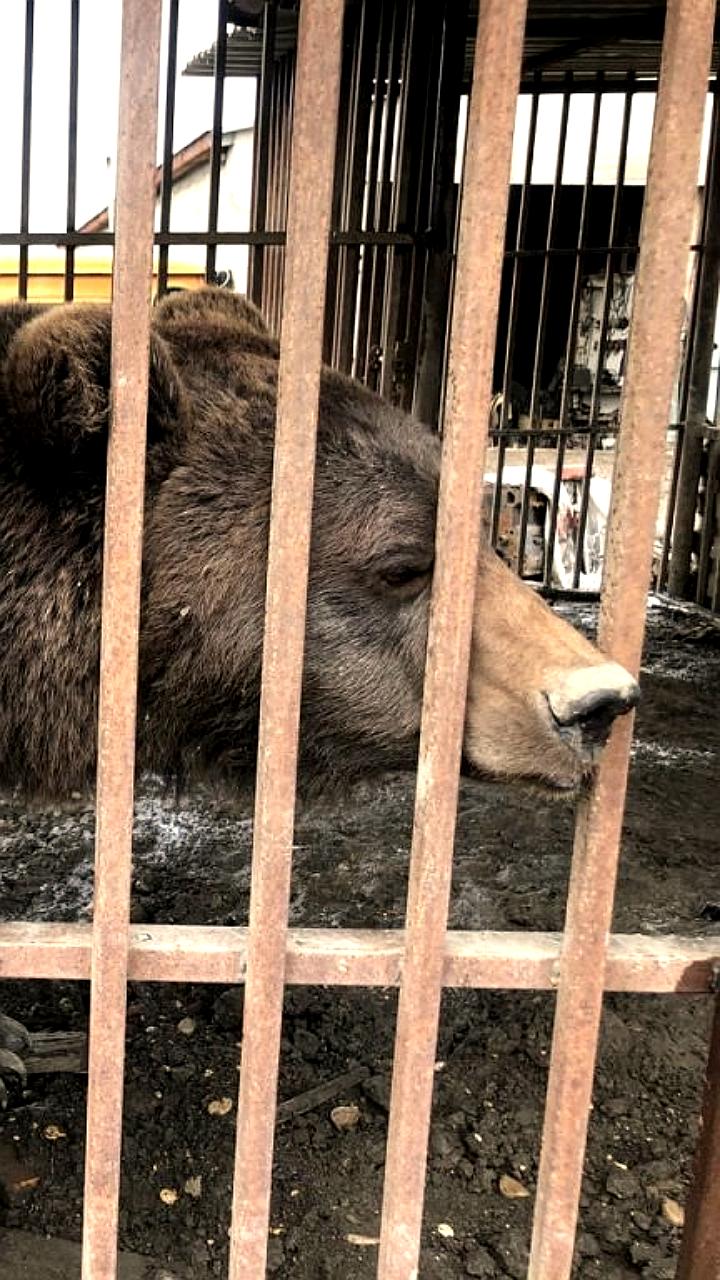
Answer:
[{"left": 0, "top": 288, "right": 637, "bottom": 802}]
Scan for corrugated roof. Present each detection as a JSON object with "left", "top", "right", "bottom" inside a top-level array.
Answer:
[{"left": 183, "top": 1, "right": 719, "bottom": 84}]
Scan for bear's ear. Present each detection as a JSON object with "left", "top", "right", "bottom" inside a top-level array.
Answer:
[
  {"left": 2, "top": 302, "right": 186, "bottom": 477},
  {"left": 154, "top": 285, "right": 270, "bottom": 334}
]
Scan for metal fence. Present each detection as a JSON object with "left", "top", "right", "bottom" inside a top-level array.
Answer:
[
  {"left": 233, "top": 1, "right": 720, "bottom": 607},
  {"left": 1, "top": 1, "right": 720, "bottom": 1279}
]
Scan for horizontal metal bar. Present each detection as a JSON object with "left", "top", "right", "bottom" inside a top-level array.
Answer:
[
  {"left": 0, "top": 230, "right": 420, "bottom": 249},
  {"left": 518, "top": 75, "right": 650, "bottom": 94},
  {"left": 489, "top": 424, "right": 619, "bottom": 440},
  {"left": 0, "top": 922, "right": 716, "bottom": 993}
]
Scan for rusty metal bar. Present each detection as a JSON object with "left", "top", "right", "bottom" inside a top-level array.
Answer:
[
  {"left": 696, "top": 435, "right": 720, "bottom": 603},
  {"left": 227, "top": 2, "right": 344, "bottom": 1275},
  {"left": 528, "top": 4, "right": 717, "bottom": 1278},
  {"left": 490, "top": 75, "right": 541, "bottom": 547},
  {"left": 677, "top": 993, "right": 720, "bottom": 1280},
  {"left": 63, "top": 0, "right": 80, "bottom": 302},
  {"left": 0, "top": 922, "right": 718, "bottom": 995},
  {"left": 571, "top": 75, "right": 636, "bottom": 589},
  {"left": 157, "top": 0, "right": 180, "bottom": 297},
  {"left": 543, "top": 74, "right": 604, "bottom": 588},
  {"left": 18, "top": 0, "right": 35, "bottom": 300},
  {"left": 206, "top": 0, "right": 229, "bottom": 283},
  {"left": 248, "top": 0, "right": 277, "bottom": 307},
  {"left": 515, "top": 73, "right": 573, "bottom": 577},
  {"left": 668, "top": 92, "right": 720, "bottom": 600},
  {"left": 80, "top": 2, "right": 163, "bottom": 1277},
  {"left": 377, "top": 4, "right": 528, "bottom": 1277}
]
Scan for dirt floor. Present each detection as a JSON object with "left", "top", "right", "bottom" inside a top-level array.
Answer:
[{"left": 0, "top": 598, "right": 719, "bottom": 1279}]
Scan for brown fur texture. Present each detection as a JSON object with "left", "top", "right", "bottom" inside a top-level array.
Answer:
[{"left": 0, "top": 288, "right": 635, "bottom": 799}]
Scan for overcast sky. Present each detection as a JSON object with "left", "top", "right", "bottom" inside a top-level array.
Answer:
[
  {"left": 0, "top": 0, "right": 257, "bottom": 234},
  {"left": 0, "top": 2, "right": 711, "bottom": 240}
]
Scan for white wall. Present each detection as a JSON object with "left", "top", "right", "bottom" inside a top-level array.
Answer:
[{"left": 161, "top": 127, "right": 255, "bottom": 293}]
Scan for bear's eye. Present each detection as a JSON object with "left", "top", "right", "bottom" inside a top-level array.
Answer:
[{"left": 378, "top": 559, "right": 434, "bottom": 597}]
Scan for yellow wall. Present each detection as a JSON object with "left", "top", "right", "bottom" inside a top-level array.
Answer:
[{"left": 0, "top": 256, "right": 206, "bottom": 304}]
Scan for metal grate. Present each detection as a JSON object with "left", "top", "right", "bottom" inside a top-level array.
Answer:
[{"left": 0, "top": 2, "right": 719, "bottom": 1279}]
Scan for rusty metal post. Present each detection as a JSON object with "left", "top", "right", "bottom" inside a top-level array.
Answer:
[
  {"left": 376, "top": 3, "right": 528, "bottom": 1277},
  {"left": 227, "top": 2, "right": 343, "bottom": 1276},
  {"left": 528, "top": 4, "right": 716, "bottom": 1278},
  {"left": 80, "top": 2, "right": 163, "bottom": 1278},
  {"left": 676, "top": 990, "right": 720, "bottom": 1280}
]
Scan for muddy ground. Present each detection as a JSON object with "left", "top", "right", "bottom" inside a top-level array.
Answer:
[{"left": 0, "top": 598, "right": 719, "bottom": 1279}]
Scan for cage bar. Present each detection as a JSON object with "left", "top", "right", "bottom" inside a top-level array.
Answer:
[
  {"left": 157, "top": 0, "right": 180, "bottom": 298},
  {"left": 667, "top": 90, "right": 720, "bottom": 601},
  {"left": 64, "top": 0, "right": 80, "bottom": 302},
  {"left": 18, "top": 0, "right": 35, "bottom": 300},
  {"left": 80, "top": 2, "right": 164, "bottom": 1277},
  {"left": 206, "top": 0, "right": 229, "bottom": 283},
  {"left": 490, "top": 74, "right": 541, "bottom": 547},
  {"left": 515, "top": 73, "right": 573, "bottom": 576},
  {"left": 377, "top": 4, "right": 528, "bottom": 1276},
  {"left": 227, "top": 2, "right": 344, "bottom": 1275},
  {"left": 677, "top": 993, "right": 720, "bottom": 1280},
  {"left": 248, "top": 1, "right": 277, "bottom": 307},
  {"left": 542, "top": 74, "right": 604, "bottom": 587},
  {"left": 528, "top": 4, "right": 717, "bottom": 1277},
  {"left": 570, "top": 75, "right": 636, "bottom": 589},
  {"left": 1, "top": 921, "right": 719, "bottom": 996}
]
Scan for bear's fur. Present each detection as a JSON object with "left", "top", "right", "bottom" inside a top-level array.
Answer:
[{"left": 0, "top": 288, "right": 440, "bottom": 796}]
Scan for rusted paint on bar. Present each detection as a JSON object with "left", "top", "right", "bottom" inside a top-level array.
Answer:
[
  {"left": 228, "top": 2, "right": 344, "bottom": 1276},
  {"left": 377, "top": 4, "right": 528, "bottom": 1277},
  {"left": 676, "top": 994, "right": 720, "bottom": 1280},
  {"left": 0, "top": 922, "right": 718, "bottom": 995},
  {"left": 528, "top": 4, "right": 717, "bottom": 1279},
  {"left": 80, "top": 2, "right": 163, "bottom": 1278}
]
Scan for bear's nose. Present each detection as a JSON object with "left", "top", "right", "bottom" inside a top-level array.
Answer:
[{"left": 545, "top": 663, "right": 640, "bottom": 754}]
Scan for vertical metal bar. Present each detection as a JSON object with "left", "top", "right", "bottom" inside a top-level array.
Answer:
[
  {"left": 411, "top": 0, "right": 469, "bottom": 424},
  {"left": 543, "top": 75, "right": 604, "bottom": 588},
  {"left": 273, "top": 54, "right": 295, "bottom": 326},
  {"left": 377, "top": 0, "right": 416, "bottom": 402},
  {"left": 263, "top": 59, "right": 281, "bottom": 321},
  {"left": 408, "top": 39, "right": 449, "bottom": 421},
  {"left": 362, "top": 4, "right": 404, "bottom": 391},
  {"left": 676, "top": 994, "right": 720, "bottom": 1280},
  {"left": 227, "top": 2, "right": 343, "bottom": 1275},
  {"left": 516, "top": 74, "right": 573, "bottom": 576},
  {"left": 333, "top": 1, "right": 381, "bottom": 373},
  {"left": 490, "top": 76, "right": 541, "bottom": 547},
  {"left": 696, "top": 436, "right": 720, "bottom": 603},
  {"left": 18, "top": 0, "right": 35, "bottom": 300},
  {"left": 64, "top": 0, "right": 80, "bottom": 303},
  {"left": 657, "top": 422, "right": 684, "bottom": 591},
  {"left": 328, "top": 0, "right": 363, "bottom": 366},
  {"left": 377, "top": 3, "right": 528, "bottom": 1277},
  {"left": 157, "top": 0, "right": 180, "bottom": 298},
  {"left": 712, "top": 513, "right": 720, "bottom": 613},
  {"left": 571, "top": 76, "right": 636, "bottom": 589},
  {"left": 352, "top": 4, "right": 392, "bottom": 381},
  {"left": 528, "top": 5, "right": 715, "bottom": 1278},
  {"left": 667, "top": 88, "right": 720, "bottom": 598},
  {"left": 81, "top": 2, "right": 163, "bottom": 1277},
  {"left": 248, "top": 1, "right": 277, "bottom": 307},
  {"left": 324, "top": 0, "right": 357, "bottom": 365},
  {"left": 206, "top": 0, "right": 229, "bottom": 283}
]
